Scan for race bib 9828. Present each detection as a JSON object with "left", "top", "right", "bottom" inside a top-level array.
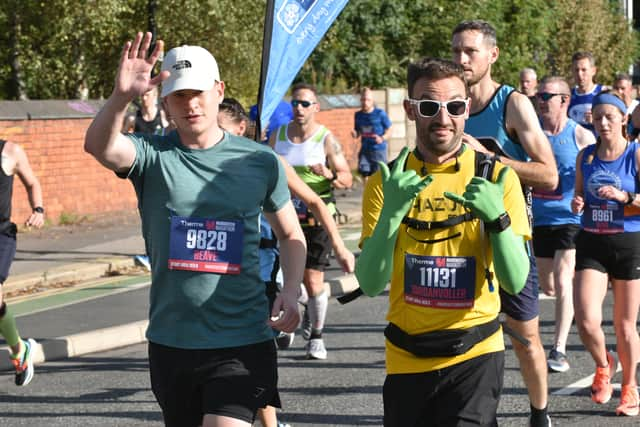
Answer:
[{"left": 168, "top": 216, "right": 244, "bottom": 274}]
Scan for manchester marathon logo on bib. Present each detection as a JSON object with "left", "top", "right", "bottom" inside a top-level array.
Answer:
[
  {"left": 404, "top": 254, "right": 476, "bottom": 309},
  {"left": 168, "top": 216, "right": 244, "bottom": 274},
  {"left": 584, "top": 170, "right": 624, "bottom": 233}
]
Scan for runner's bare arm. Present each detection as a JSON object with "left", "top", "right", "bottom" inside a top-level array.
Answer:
[
  {"left": 575, "top": 124, "right": 597, "bottom": 150},
  {"left": 282, "top": 157, "right": 355, "bottom": 273},
  {"left": 571, "top": 150, "right": 586, "bottom": 214},
  {"left": 11, "top": 142, "right": 44, "bottom": 228},
  {"left": 324, "top": 133, "right": 352, "bottom": 189},
  {"left": 503, "top": 91, "right": 558, "bottom": 190},
  {"left": 84, "top": 32, "right": 168, "bottom": 173}
]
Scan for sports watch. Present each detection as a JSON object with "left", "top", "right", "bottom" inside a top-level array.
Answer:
[
  {"left": 33, "top": 207, "right": 44, "bottom": 214},
  {"left": 485, "top": 212, "right": 511, "bottom": 233}
]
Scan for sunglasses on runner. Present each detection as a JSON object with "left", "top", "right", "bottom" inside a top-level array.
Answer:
[
  {"left": 407, "top": 98, "right": 469, "bottom": 118},
  {"left": 535, "top": 92, "right": 568, "bottom": 102},
  {"left": 291, "top": 100, "right": 317, "bottom": 108}
]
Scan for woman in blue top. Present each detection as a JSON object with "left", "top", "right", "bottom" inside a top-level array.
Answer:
[{"left": 572, "top": 92, "right": 640, "bottom": 417}]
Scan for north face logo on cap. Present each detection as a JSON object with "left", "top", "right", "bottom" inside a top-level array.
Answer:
[{"left": 173, "top": 60, "right": 192, "bottom": 71}]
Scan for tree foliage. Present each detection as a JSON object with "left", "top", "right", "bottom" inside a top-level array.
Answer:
[
  {"left": 0, "top": 0, "right": 636, "bottom": 101},
  {"left": 301, "top": 0, "right": 639, "bottom": 92}
]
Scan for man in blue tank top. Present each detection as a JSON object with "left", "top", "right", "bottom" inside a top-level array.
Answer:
[
  {"left": 452, "top": 20, "right": 558, "bottom": 427},
  {"left": 568, "top": 51, "right": 607, "bottom": 136},
  {"left": 532, "top": 77, "right": 595, "bottom": 374}
]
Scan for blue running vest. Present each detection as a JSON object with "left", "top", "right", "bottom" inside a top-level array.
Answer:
[
  {"left": 580, "top": 142, "right": 640, "bottom": 233},
  {"left": 465, "top": 85, "right": 529, "bottom": 162},
  {"left": 532, "top": 119, "right": 582, "bottom": 226}
]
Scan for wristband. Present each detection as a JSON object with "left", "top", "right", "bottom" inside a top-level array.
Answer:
[
  {"left": 626, "top": 191, "right": 636, "bottom": 206},
  {"left": 485, "top": 212, "right": 511, "bottom": 233}
]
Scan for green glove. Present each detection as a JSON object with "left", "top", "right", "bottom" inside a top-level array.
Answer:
[
  {"left": 355, "top": 147, "right": 432, "bottom": 297},
  {"left": 378, "top": 147, "right": 433, "bottom": 224},
  {"left": 443, "top": 166, "right": 510, "bottom": 222},
  {"left": 444, "top": 166, "right": 529, "bottom": 295}
]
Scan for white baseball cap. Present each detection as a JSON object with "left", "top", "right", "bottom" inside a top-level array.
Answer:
[{"left": 160, "top": 45, "right": 220, "bottom": 97}]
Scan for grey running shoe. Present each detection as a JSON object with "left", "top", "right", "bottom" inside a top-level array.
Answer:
[
  {"left": 276, "top": 331, "right": 295, "bottom": 350},
  {"left": 12, "top": 338, "right": 36, "bottom": 386},
  {"left": 547, "top": 349, "right": 570, "bottom": 373},
  {"left": 305, "top": 338, "right": 327, "bottom": 360},
  {"left": 276, "top": 421, "right": 292, "bottom": 427}
]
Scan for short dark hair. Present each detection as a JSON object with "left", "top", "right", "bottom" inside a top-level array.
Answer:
[
  {"left": 614, "top": 72, "right": 632, "bottom": 83},
  {"left": 571, "top": 51, "right": 596, "bottom": 67},
  {"left": 291, "top": 82, "right": 317, "bottom": 97},
  {"left": 452, "top": 20, "right": 497, "bottom": 47},
  {"left": 219, "top": 97, "right": 247, "bottom": 124},
  {"left": 407, "top": 57, "right": 468, "bottom": 98},
  {"left": 538, "top": 76, "right": 571, "bottom": 97}
]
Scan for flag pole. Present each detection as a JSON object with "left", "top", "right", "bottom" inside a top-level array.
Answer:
[{"left": 256, "top": 0, "right": 276, "bottom": 142}]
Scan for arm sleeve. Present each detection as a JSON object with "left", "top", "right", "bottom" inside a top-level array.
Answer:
[
  {"left": 491, "top": 165, "right": 530, "bottom": 295},
  {"left": 355, "top": 172, "right": 396, "bottom": 296}
]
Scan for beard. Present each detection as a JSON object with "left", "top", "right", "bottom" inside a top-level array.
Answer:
[
  {"left": 465, "top": 63, "right": 490, "bottom": 87},
  {"left": 416, "top": 125, "right": 464, "bottom": 158}
]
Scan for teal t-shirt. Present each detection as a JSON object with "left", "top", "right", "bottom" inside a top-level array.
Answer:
[{"left": 123, "top": 130, "right": 291, "bottom": 349}]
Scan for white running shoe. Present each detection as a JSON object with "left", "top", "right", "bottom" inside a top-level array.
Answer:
[
  {"left": 12, "top": 338, "right": 36, "bottom": 386},
  {"left": 134, "top": 255, "right": 151, "bottom": 271},
  {"left": 305, "top": 338, "right": 327, "bottom": 360}
]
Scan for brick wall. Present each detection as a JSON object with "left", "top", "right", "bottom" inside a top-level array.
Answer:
[
  {"left": 0, "top": 118, "right": 138, "bottom": 225},
  {"left": 0, "top": 106, "right": 363, "bottom": 225},
  {"left": 316, "top": 108, "right": 360, "bottom": 169}
]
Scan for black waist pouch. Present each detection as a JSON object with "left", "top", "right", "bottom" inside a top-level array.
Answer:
[{"left": 384, "top": 317, "right": 501, "bottom": 358}]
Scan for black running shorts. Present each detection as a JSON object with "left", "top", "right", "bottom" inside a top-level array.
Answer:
[
  {"left": 148, "top": 340, "right": 280, "bottom": 427},
  {"left": 302, "top": 225, "right": 332, "bottom": 270},
  {"left": 575, "top": 230, "right": 640, "bottom": 280},
  {"left": 532, "top": 224, "right": 580, "bottom": 258},
  {"left": 383, "top": 351, "right": 504, "bottom": 426},
  {"left": 0, "top": 233, "right": 16, "bottom": 284}
]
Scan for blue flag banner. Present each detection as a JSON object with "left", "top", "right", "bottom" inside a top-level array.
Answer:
[{"left": 258, "top": 0, "right": 348, "bottom": 135}]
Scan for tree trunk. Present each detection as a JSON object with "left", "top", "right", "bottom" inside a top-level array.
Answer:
[{"left": 8, "top": 8, "right": 28, "bottom": 100}]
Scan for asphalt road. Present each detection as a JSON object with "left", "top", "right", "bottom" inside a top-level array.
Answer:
[
  {"left": 1, "top": 281, "right": 638, "bottom": 426},
  {"left": 1, "top": 221, "right": 639, "bottom": 426}
]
